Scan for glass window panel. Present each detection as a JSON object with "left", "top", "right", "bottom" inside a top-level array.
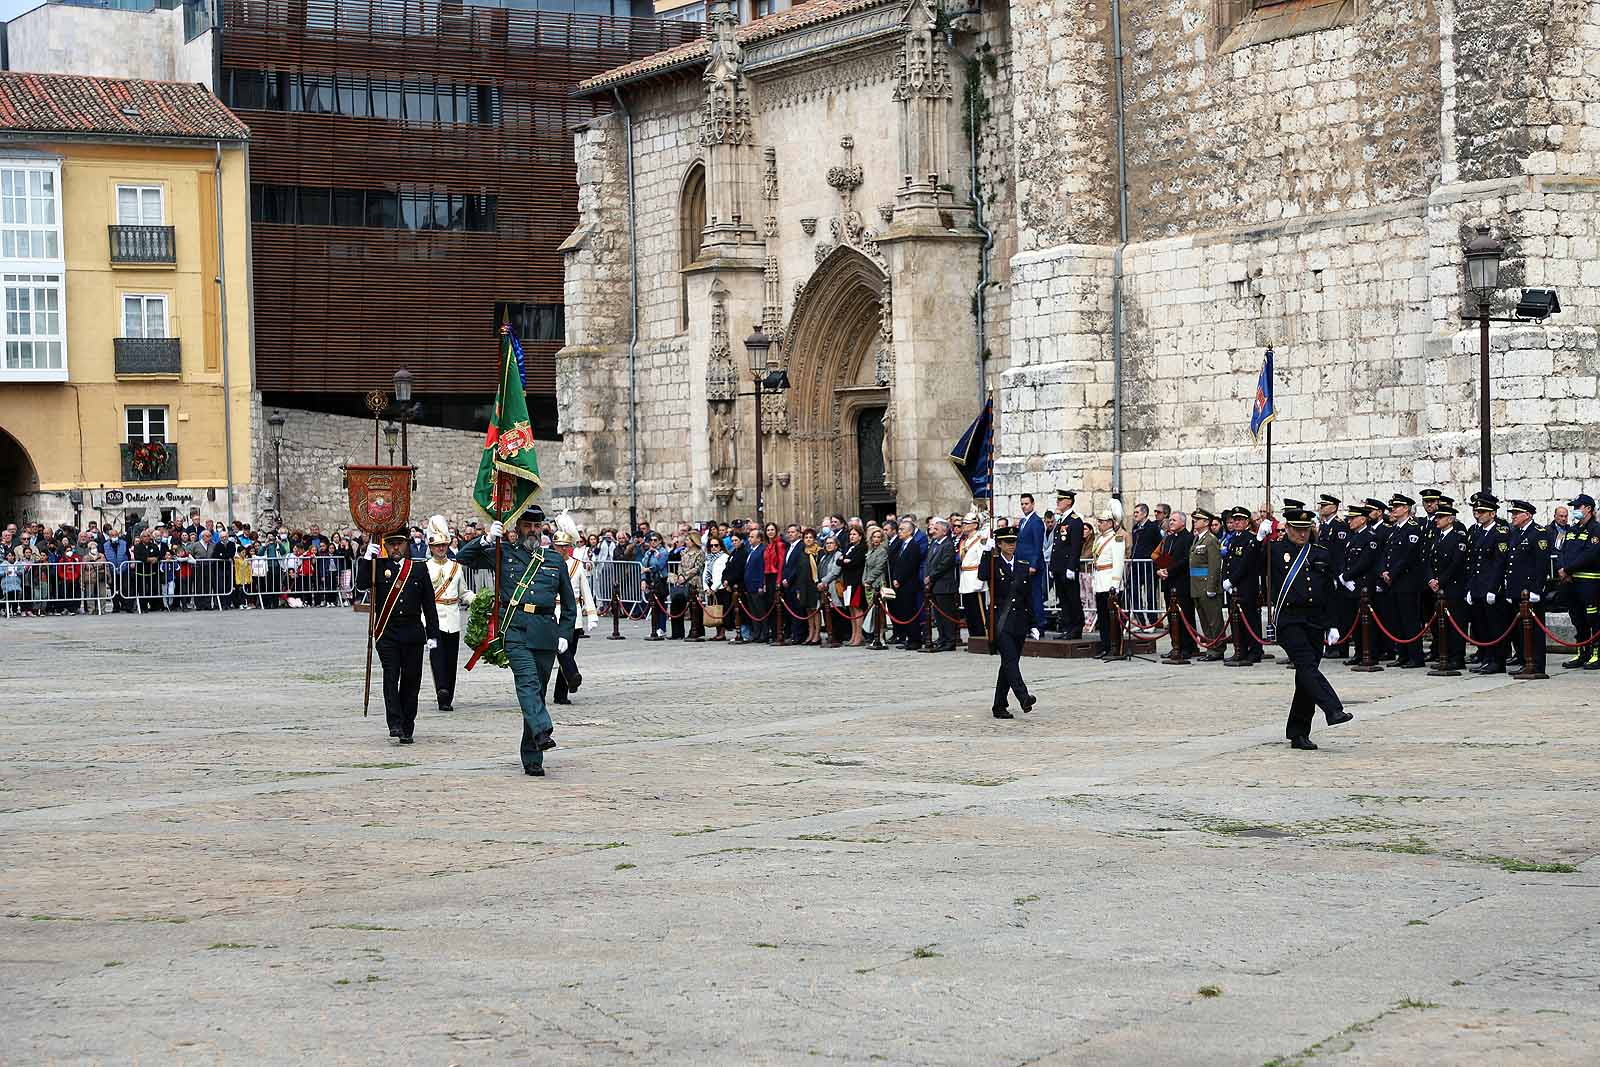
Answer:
[
  {"left": 366, "top": 190, "right": 399, "bottom": 228},
  {"left": 299, "top": 187, "right": 331, "bottom": 225},
  {"left": 333, "top": 189, "right": 364, "bottom": 226}
]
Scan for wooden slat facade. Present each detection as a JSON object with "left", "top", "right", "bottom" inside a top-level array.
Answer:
[{"left": 220, "top": 0, "right": 701, "bottom": 399}]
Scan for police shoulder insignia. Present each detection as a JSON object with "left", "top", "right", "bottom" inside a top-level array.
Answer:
[
  {"left": 1539, "top": 539, "right": 1548, "bottom": 549},
  {"left": 1409, "top": 534, "right": 1419, "bottom": 542},
  {"left": 1498, "top": 542, "right": 1508, "bottom": 552}
]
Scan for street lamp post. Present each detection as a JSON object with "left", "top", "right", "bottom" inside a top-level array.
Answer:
[
  {"left": 743, "top": 325, "right": 792, "bottom": 528},
  {"left": 384, "top": 422, "right": 399, "bottom": 466},
  {"left": 1464, "top": 226, "right": 1504, "bottom": 495},
  {"left": 392, "top": 367, "right": 414, "bottom": 467},
  {"left": 268, "top": 409, "right": 286, "bottom": 519}
]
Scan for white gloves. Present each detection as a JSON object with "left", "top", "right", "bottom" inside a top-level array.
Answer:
[
  {"left": 1206, "top": 591, "right": 1218, "bottom": 599},
  {"left": 1466, "top": 591, "right": 1473, "bottom": 605},
  {"left": 1064, "top": 570, "right": 1076, "bottom": 580},
  {"left": 1486, "top": 592, "right": 1497, "bottom": 605},
  {"left": 558, "top": 637, "right": 569, "bottom": 654},
  {"left": 1223, "top": 579, "right": 1234, "bottom": 594},
  {"left": 1326, "top": 628, "right": 1340, "bottom": 645},
  {"left": 1528, "top": 592, "right": 1541, "bottom": 604},
  {"left": 486, "top": 520, "right": 504, "bottom": 542},
  {"left": 1343, "top": 580, "right": 1356, "bottom": 592},
  {"left": 425, "top": 638, "right": 437, "bottom": 652},
  {"left": 364, "top": 541, "right": 381, "bottom": 559},
  {"left": 462, "top": 589, "right": 475, "bottom": 605},
  {"left": 586, "top": 613, "right": 599, "bottom": 631}
]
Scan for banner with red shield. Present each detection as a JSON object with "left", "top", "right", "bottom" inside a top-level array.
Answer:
[{"left": 344, "top": 465, "right": 413, "bottom": 538}]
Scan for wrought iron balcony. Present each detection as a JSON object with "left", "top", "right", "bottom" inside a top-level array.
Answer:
[
  {"left": 120, "top": 442, "right": 180, "bottom": 483},
  {"left": 109, "top": 224, "right": 177, "bottom": 264},
  {"left": 114, "top": 337, "right": 182, "bottom": 376}
]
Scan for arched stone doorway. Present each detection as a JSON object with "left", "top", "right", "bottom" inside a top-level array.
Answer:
[
  {"left": 781, "top": 246, "right": 890, "bottom": 519},
  {"left": 0, "top": 427, "right": 39, "bottom": 524}
]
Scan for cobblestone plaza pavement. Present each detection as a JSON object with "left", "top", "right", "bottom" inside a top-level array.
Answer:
[{"left": 3, "top": 609, "right": 1599, "bottom": 1065}]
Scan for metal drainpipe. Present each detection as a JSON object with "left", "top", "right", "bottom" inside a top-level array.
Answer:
[
  {"left": 1109, "top": 0, "right": 1130, "bottom": 493},
  {"left": 969, "top": 81, "right": 992, "bottom": 405},
  {"left": 613, "top": 88, "right": 640, "bottom": 530},
  {"left": 215, "top": 140, "right": 236, "bottom": 525}
]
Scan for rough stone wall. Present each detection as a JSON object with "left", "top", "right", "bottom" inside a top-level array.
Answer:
[
  {"left": 997, "top": 0, "right": 1599, "bottom": 524},
  {"left": 1009, "top": 0, "right": 1118, "bottom": 249},
  {"left": 249, "top": 401, "right": 557, "bottom": 531},
  {"left": 1121, "top": 0, "right": 1441, "bottom": 240},
  {"left": 968, "top": 5, "right": 1016, "bottom": 394}
]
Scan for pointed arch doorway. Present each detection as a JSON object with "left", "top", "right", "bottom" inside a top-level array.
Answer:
[{"left": 781, "top": 246, "right": 890, "bottom": 519}]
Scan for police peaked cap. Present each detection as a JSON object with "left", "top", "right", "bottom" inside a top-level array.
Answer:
[
  {"left": 1418, "top": 488, "right": 1443, "bottom": 502},
  {"left": 1282, "top": 498, "right": 1306, "bottom": 509},
  {"left": 1388, "top": 493, "right": 1415, "bottom": 508},
  {"left": 1363, "top": 498, "right": 1387, "bottom": 512},
  {"left": 1318, "top": 493, "right": 1341, "bottom": 507},
  {"left": 1507, "top": 499, "right": 1535, "bottom": 515},
  {"left": 1282, "top": 508, "right": 1315, "bottom": 528},
  {"left": 1344, "top": 503, "right": 1367, "bottom": 518},
  {"left": 1055, "top": 489, "right": 1076, "bottom": 501},
  {"left": 1192, "top": 508, "right": 1215, "bottom": 521},
  {"left": 1434, "top": 503, "right": 1458, "bottom": 517},
  {"left": 1472, "top": 493, "right": 1499, "bottom": 510},
  {"left": 994, "top": 526, "right": 1019, "bottom": 541}
]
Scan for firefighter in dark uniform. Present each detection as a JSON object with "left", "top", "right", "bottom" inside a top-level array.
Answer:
[
  {"left": 455, "top": 505, "right": 576, "bottom": 777},
  {"left": 984, "top": 526, "right": 1038, "bottom": 719},
  {"left": 357, "top": 531, "right": 441, "bottom": 744},
  {"left": 1378, "top": 493, "right": 1426, "bottom": 667},
  {"left": 1223, "top": 506, "right": 1263, "bottom": 665},
  {"left": 1050, "top": 490, "right": 1087, "bottom": 639},
  {"left": 1425, "top": 502, "right": 1469, "bottom": 672},
  {"left": 1503, "top": 500, "right": 1553, "bottom": 677},
  {"left": 1334, "top": 502, "right": 1373, "bottom": 662},
  {"left": 1271, "top": 508, "right": 1353, "bottom": 751},
  {"left": 1316, "top": 494, "right": 1349, "bottom": 652},
  {"left": 1417, "top": 488, "right": 1443, "bottom": 661},
  {"left": 1465, "top": 494, "right": 1512, "bottom": 674},
  {"left": 1558, "top": 493, "right": 1600, "bottom": 670}
]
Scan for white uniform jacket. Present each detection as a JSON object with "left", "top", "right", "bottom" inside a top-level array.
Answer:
[
  {"left": 1090, "top": 531, "right": 1125, "bottom": 594},
  {"left": 427, "top": 557, "right": 472, "bottom": 634},
  {"left": 958, "top": 529, "right": 990, "bottom": 595}
]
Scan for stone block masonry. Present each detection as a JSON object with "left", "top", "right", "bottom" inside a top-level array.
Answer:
[{"left": 249, "top": 399, "right": 557, "bottom": 531}]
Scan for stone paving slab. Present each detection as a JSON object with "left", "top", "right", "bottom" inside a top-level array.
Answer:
[{"left": 2, "top": 608, "right": 1598, "bottom": 1065}]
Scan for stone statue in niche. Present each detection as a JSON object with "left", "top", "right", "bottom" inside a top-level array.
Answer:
[{"left": 711, "top": 401, "right": 737, "bottom": 481}]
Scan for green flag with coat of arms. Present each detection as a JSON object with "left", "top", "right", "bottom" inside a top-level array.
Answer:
[{"left": 472, "top": 321, "right": 542, "bottom": 523}]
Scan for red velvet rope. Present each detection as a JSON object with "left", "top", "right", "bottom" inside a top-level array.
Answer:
[
  {"left": 1530, "top": 611, "right": 1600, "bottom": 648},
  {"left": 1444, "top": 605, "right": 1525, "bottom": 648},
  {"left": 1176, "top": 602, "right": 1231, "bottom": 649},
  {"left": 1366, "top": 605, "right": 1440, "bottom": 646}
]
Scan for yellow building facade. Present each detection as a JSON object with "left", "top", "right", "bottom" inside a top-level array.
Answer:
[{"left": 0, "top": 72, "right": 252, "bottom": 532}]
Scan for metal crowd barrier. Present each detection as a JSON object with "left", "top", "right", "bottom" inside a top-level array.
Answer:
[
  {"left": 592, "top": 559, "right": 644, "bottom": 615},
  {"left": 0, "top": 560, "right": 117, "bottom": 615}
]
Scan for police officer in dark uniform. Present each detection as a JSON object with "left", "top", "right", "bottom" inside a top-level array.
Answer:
[
  {"left": 1271, "top": 508, "right": 1353, "bottom": 751},
  {"left": 1223, "top": 506, "right": 1263, "bottom": 665},
  {"left": 455, "top": 505, "right": 576, "bottom": 777},
  {"left": 984, "top": 526, "right": 1038, "bottom": 719},
  {"left": 1417, "top": 489, "right": 1443, "bottom": 660},
  {"left": 1425, "top": 502, "right": 1469, "bottom": 672},
  {"left": 1316, "top": 494, "right": 1348, "bottom": 651},
  {"left": 1362, "top": 498, "right": 1395, "bottom": 660},
  {"left": 1333, "top": 502, "right": 1373, "bottom": 662},
  {"left": 1465, "top": 494, "right": 1512, "bottom": 674},
  {"left": 1050, "top": 490, "right": 1086, "bottom": 639},
  {"left": 1378, "top": 493, "right": 1426, "bottom": 667},
  {"left": 357, "top": 531, "right": 441, "bottom": 744},
  {"left": 1503, "top": 500, "right": 1553, "bottom": 677},
  {"left": 1557, "top": 493, "right": 1600, "bottom": 669}
]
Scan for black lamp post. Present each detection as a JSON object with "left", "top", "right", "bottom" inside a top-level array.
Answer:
[
  {"left": 744, "top": 325, "right": 789, "bottom": 527},
  {"left": 267, "top": 409, "right": 286, "bottom": 518},
  {"left": 383, "top": 422, "right": 399, "bottom": 466},
  {"left": 392, "top": 367, "right": 413, "bottom": 467},
  {"left": 1464, "top": 226, "right": 1504, "bottom": 494}
]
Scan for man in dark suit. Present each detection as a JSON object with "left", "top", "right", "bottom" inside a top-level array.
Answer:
[
  {"left": 1157, "top": 510, "right": 1195, "bottom": 661},
  {"left": 983, "top": 526, "right": 1037, "bottom": 719},
  {"left": 357, "top": 531, "right": 442, "bottom": 744},
  {"left": 922, "top": 517, "right": 959, "bottom": 652},
  {"left": 887, "top": 517, "right": 925, "bottom": 650},
  {"left": 1015, "top": 493, "right": 1046, "bottom": 636},
  {"left": 722, "top": 529, "right": 750, "bottom": 641},
  {"left": 779, "top": 524, "right": 808, "bottom": 643}
]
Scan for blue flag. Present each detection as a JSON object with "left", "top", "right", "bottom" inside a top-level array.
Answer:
[
  {"left": 948, "top": 398, "right": 994, "bottom": 500},
  {"left": 1250, "top": 347, "right": 1275, "bottom": 441},
  {"left": 508, "top": 330, "right": 528, "bottom": 389}
]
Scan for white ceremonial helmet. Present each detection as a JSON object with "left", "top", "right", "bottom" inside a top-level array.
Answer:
[{"left": 425, "top": 515, "right": 451, "bottom": 546}]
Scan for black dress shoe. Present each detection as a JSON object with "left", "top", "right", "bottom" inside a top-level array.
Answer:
[
  {"left": 438, "top": 703, "right": 453, "bottom": 712},
  {"left": 1021, "top": 695, "right": 1037, "bottom": 713},
  {"left": 1325, "top": 709, "right": 1354, "bottom": 727},
  {"left": 538, "top": 735, "right": 558, "bottom": 752},
  {"left": 389, "top": 729, "right": 400, "bottom": 738},
  {"left": 1398, "top": 661, "right": 1425, "bottom": 669},
  {"left": 1289, "top": 735, "right": 1319, "bottom": 751},
  {"left": 525, "top": 766, "right": 546, "bottom": 777},
  {"left": 992, "top": 708, "right": 1015, "bottom": 719},
  {"left": 398, "top": 736, "right": 415, "bottom": 745},
  {"left": 553, "top": 696, "right": 573, "bottom": 705}
]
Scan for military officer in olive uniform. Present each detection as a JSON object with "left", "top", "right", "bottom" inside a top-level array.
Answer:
[
  {"left": 455, "top": 505, "right": 576, "bottom": 777},
  {"left": 358, "top": 531, "right": 441, "bottom": 744},
  {"left": 1503, "top": 500, "right": 1554, "bottom": 677},
  {"left": 1271, "top": 508, "right": 1354, "bottom": 750},
  {"left": 1189, "top": 509, "right": 1225, "bottom": 660}
]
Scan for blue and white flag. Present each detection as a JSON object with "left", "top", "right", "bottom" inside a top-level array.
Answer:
[{"left": 1250, "top": 347, "right": 1275, "bottom": 442}]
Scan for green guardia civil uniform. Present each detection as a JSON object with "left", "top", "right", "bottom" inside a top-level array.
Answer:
[{"left": 456, "top": 534, "right": 575, "bottom": 772}]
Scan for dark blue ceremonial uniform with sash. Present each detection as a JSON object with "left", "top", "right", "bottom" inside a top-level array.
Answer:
[
  {"left": 456, "top": 535, "right": 575, "bottom": 772},
  {"left": 358, "top": 552, "right": 441, "bottom": 741},
  {"left": 1271, "top": 537, "right": 1345, "bottom": 742}
]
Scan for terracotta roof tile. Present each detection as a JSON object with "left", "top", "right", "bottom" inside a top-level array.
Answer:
[
  {"left": 576, "top": 0, "right": 890, "bottom": 94},
  {"left": 0, "top": 71, "right": 249, "bottom": 141}
]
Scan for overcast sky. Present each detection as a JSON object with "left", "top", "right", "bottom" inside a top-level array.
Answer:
[{"left": 1, "top": 1, "right": 44, "bottom": 24}]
